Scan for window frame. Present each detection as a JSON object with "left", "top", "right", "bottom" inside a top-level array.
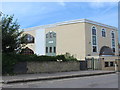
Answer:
[
  {"left": 91, "top": 26, "right": 98, "bottom": 53},
  {"left": 101, "top": 28, "right": 106, "bottom": 37},
  {"left": 110, "top": 62, "right": 114, "bottom": 67},
  {"left": 54, "top": 47, "right": 56, "bottom": 53},
  {"left": 111, "top": 31, "right": 116, "bottom": 53},
  {"left": 25, "top": 34, "right": 35, "bottom": 43},
  {"left": 105, "top": 62, "right": 109, "bottom": 67},
  {"left": 46, "top": 47, "right": 48, "bottom": 53},
  {"left": 49, "top": 47, "right": 52, "bottom": 53}
]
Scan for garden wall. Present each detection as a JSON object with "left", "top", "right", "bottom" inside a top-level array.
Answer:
[{"left": 13, "top": 61, "right": 80, "bottom": 74}]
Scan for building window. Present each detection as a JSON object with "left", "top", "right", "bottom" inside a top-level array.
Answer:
[
  {"left": 46, "top": 47, "right": 48, "bottom": 53},
  {"left": 50, "top": 33, "right": 52, "bottom": 38},
  {"left": 53, "top": 33, "right": 56, "bottom": 37},
  {"left": 24, "top": 34, "right": 34, "bottom": 43},
  {"left": 111, "top": 32, "right": 115, "bottom": 38},
  {"left": 111, "top": 31, "right": 115, "bottom": 53},
  {"left": 46, "top": 34, "right": 48, "bottom": 38},
  {"left": 105, "top": 62, "right": 109, "bottom": 67},
  {"left": 93, "top": 46, "right": 97, "bottom": 52},
  {"left": 112, "top": 48, "right": 115, "bottom": 52},
  {"left": 50, "top": 47, "right": 52, "bottom": 53},
  {"left": 92, "top": 26, "right": 97, "bottom": 52},
  {"left": 46, "top": 31, "right": 56, "bottom": 56},
  {"left": 102, "top": 29, "right": 106, "bottom": 37},
  {"left": 92, "top": 36, "right": 97, "bottom": 45},
  {"left": 54, "top": 47, "right": 56, "bottom": 53},
  {"left": 110, "top": 62, "right": 114, "bottom": 67},
  {"left": 92, "top": 27, "right": 96, "bottom": 35}
]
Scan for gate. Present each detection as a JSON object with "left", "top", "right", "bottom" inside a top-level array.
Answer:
[
  {"left": 80, "top": 61, "right": 87, "bottom": 70},
  {"left": 86, "top": 58, "right": 102, "bottom": 70}
]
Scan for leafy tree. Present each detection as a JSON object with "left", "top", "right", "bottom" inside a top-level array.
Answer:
[{"left": 2, "top": 14, "right": 27, "bottom": 54}]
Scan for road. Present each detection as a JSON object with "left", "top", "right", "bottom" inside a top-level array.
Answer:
[{"left": 2, "top": 73, "right": 119, "bottom": 88}]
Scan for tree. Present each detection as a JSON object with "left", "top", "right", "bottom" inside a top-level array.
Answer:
[{"left": 2, "top": 14, "right": 26, "bottom": 53}]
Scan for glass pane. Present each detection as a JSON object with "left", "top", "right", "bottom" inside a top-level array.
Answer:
[
  {"left": 112, "top": 48, "right": 115, "bottom": 52},
  {"left": 110, "top": 62, "right": 114, "bottom": 66},
  {"left": 53, "top": 33, "right": 56, "bottom": 37},
  {"left": 54, "top": 47, "right": 56, "bottom": 53},
  {"left": 50, "top": 33, "right": 52, "bottom": 38},
  {"left": 103, "top": 31, "right": 106, "bottom": 37},
  {"left": 46, "top": 47, "right": 48, "bottom": 53},
  {"left": 92, "top": 28, "right": 96, "bottom": 35},
  {"left": 105, "top": 62, "right": 109, "bottom": 67},
  {"left": 112, "top": 39, "right": 115, "bottom": 46},
  {"left": 93, "top": 46, "right": 97, "bottom": 52},
  {"left": 92, "top": 36, "right": 96, "bottom": 45},
  {"left": 46, "top": 34, "right": 48, "bottom": 38},
  {"left": 111, "top": 33, "right": 114, "bottom": 38},
  {"left": 50, "top": 47, "right": 52, "bottom": 53},
  {"left": 102, "top": 31, "right": 106, "bottom": 37}
]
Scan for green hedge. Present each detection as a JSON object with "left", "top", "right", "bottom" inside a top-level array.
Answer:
[{"left": 2, "top": 53, "right": 77, "bottom": 75}]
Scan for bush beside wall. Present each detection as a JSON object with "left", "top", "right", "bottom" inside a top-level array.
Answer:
[{"left": 2, "top": 53, "right": 78, "bottom": 75}]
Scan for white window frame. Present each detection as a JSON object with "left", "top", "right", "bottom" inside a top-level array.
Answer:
[
  {"left": 111, "top": 30, "right": 116, "bottom": 53},
  {"left": 91, "top": 26, "right": 98, "bottom": 53},
  {"left": 101, "top": 28, "right": 106, "bottom": 37}
]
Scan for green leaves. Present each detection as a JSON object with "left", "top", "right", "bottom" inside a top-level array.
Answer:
[
  {"left": 2, "top": 14, "right": 26, "bottom": 53},
  {"left": 2, "top": 53, "right": 78, "bottom": 74}
]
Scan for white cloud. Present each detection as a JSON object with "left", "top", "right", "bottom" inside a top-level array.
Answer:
[
  {"left": 88, "top": 2, "right": 117, "bottom": 9},
  {"left": 89, "top": 2, "right": 105, "bottom": 8},
  {"left": 59, "top": 2, "right": 66, "bottom": 6}
]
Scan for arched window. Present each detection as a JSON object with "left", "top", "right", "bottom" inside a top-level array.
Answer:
[
  {"left": 46, "top": 31, "right": 56, "bottom": 38},
  {"left": 92, "top": 26, "right": 97, "bottom": 52},
  {"left": 111, "top": 31, "right": 115, "bottom": 53},
  {"left": 92, "top": 27, "right": 96, "bottom": 35},
  {"left": 101, "top": 28, "right": 106, "bottom": 37},
  {"left": 21, "top": 47, "right": 34, "bottom": 55},
  {"left": 25, "top": 34, "right": 35, "bottom": 43}
]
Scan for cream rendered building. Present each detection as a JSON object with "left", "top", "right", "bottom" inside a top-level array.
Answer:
[{"left": 23, "top": 19, "right": 119, "bottom": 70}]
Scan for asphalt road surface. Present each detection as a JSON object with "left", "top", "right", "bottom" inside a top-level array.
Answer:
[{"left": 2, "top": 73, "right": 119, "bottom": 88}]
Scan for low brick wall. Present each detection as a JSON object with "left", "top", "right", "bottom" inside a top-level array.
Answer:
[{"left": 14, "top": 61, "right": 80, "bottom": 74}]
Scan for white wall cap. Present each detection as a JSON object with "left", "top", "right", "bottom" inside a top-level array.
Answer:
[{"left": 23, "top": 19, "right": 118, "bottom": 31}]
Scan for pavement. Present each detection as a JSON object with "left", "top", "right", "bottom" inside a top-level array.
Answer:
[{"left": 1, "top": 70, "right": 116, "bottom": 84}]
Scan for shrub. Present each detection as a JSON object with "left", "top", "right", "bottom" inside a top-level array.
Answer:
[{"left": 2, "top": 53, "right": 78, "bottom": 75}]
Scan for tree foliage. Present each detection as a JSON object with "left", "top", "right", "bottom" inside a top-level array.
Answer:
[{"left": 2, "top": 14, "right": 26, "bottom": 53}]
